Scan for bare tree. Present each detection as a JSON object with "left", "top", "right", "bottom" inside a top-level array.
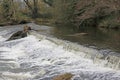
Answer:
[{"left": 24, "top": 0, "right": 39, "bottom": 18}]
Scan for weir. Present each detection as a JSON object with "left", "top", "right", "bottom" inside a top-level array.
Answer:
[
  {"left": 0, "top": 24, "right": 120, "bottom": 80},
  {"left": 29, "top": 30, "right": 120, "bottom": 70}
]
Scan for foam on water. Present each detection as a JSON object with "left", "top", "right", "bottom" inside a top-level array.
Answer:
[
  {"left": 0, "top": 30, "right": 120, "bottom": 80},
  {"left": 0, "top": 36, "right": 6, "bottom": 42},
  {"left": 1, "top": 72, "right": 33, "bottom": 80}
]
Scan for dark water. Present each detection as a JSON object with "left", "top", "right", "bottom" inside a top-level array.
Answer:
[{"left": 50, "top": 24, "right": 120, "bottom": 53}]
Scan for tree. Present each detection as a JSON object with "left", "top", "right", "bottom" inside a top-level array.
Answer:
[
  {"left": 1, "top": 0, "right": 12, "bottom": 20},
  {"left": 52, "top": 0, "right": 77, "bottom": 24},
  {"left": 24, "top": 0, "right": 39, "bottom": 18}
]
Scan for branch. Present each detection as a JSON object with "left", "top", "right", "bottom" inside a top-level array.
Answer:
[
  {"left": 43, "top": 0, "right": 53, "bottom": 7},
  {"left": 23, "top": 0, "right": 33, "bottom": 10}
]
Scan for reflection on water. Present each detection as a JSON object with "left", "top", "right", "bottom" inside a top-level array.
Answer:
[{"left": 51, "top": 24, "right": 120, "bottom": 53}]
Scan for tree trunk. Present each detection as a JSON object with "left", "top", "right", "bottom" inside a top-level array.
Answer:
[
  {"left": 24, "top": 0, "right": 39, "bottom": 18},
  {"left": 32, "top": 0, "right": 38, "bottom": 18}
]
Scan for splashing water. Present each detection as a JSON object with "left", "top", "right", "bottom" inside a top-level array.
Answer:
[{"left": 0, "top": 24, "right": 120, "bottom": 80}]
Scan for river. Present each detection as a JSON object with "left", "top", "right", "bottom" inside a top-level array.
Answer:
[
  {"left": 0, "top": 23, "right": 120, "bottom": 80},
  {"left": 51, "top": 24, "right": 120, "bottom": 53}
]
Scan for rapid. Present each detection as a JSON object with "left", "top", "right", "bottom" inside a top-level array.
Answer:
[{"left": 0, "top": 23, "right": 120, "bottom": 80}]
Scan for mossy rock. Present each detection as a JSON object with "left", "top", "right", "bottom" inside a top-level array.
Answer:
[
  {"left": 7, "top": 31, "right": 27, "bottom": 41},
  {"left": 53, "top": 73, "right": 73, "bottom": 80},
  {"left": 7, "top": 26, "right": 32, "bottom": 41}
]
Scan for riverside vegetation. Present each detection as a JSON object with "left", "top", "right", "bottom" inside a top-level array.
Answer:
[{"left": 0, "top": 0, "right": 119, "bottom": 29}]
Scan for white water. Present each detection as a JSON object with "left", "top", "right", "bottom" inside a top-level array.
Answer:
[{"left": 0, "top": 24, "right": 120, "bottom": 80}]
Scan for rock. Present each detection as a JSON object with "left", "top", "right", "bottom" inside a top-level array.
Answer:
[
  {"left": 19, "top": 20, "right": 29, "bottom": 24},
  {"left": 23, "top": 25, "right": 31, "bottom": 33},
  {"left": 53, "top": 73, "right": 73, "bottom": 80},
  {"left": 7, "top": 26, "right": 32, "bottom": 41},
  {"left": 7, "top": 31, "right": 27, "bottom": 41}
]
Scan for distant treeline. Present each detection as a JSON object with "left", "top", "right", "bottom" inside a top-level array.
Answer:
[{"left": 0, "top": 0, "right": 120, "bottom": 29}]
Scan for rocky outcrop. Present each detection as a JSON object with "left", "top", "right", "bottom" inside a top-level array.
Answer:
[
  {"left": 7, "top": 31, "right": 27, "bottom": 41},
  {"left": 7, "top": 26, "right": 31, "bottom": 41}
]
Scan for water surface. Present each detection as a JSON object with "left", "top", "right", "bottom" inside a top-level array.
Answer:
[
  {"left": 0, "top": 23, "right": 120, "bottom": 80},
  {"left": 51, "top": 24, "right": 120, "bottom": 53}
]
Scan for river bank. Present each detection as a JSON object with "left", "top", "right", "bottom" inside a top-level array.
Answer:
[
  {"left": 0, "top": 18, "right": 53, "bottom": 27},
  {"left": 0, "top": 20, "right": 29, "bottom": 26}
]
